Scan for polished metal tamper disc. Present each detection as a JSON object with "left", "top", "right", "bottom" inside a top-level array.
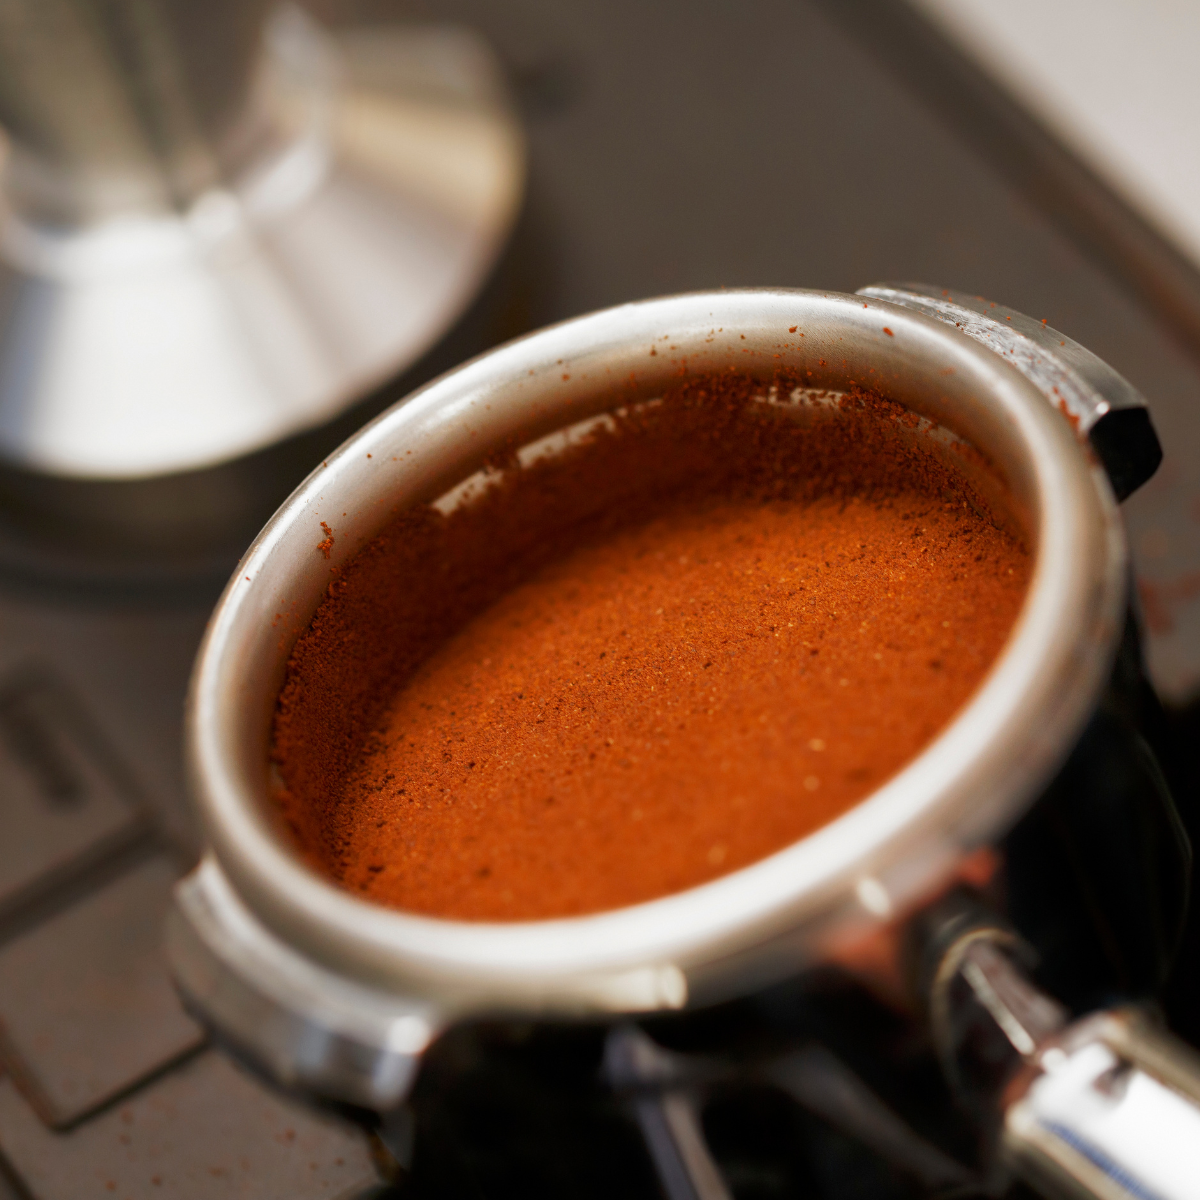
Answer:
[{"left": 0, "top": 2, "right": 525, "bottom": 480}]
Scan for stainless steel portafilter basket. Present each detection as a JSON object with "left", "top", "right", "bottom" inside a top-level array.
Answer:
[{"left": 168, "top": 286, "right": 1196, "bottom": 1200}]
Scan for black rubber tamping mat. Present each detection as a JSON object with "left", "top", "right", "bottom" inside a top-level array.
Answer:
[
  {"left": 0, "top": 1053, "right": 375, "bottom": 1198},
  {"left": 0, "top": 853, "right": 205, "bottom": 1127},
  {"left": 0, "top": 670, "right": 150, "bottom": 921}
]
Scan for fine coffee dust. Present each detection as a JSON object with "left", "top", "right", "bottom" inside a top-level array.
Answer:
[{"left": 272, "top": 371, "right": 1031, "bottom": 920}]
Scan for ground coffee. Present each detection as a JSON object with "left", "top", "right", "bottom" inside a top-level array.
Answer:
[{"left": 272, "top": 370, "right": 1030, "bottom": 920}]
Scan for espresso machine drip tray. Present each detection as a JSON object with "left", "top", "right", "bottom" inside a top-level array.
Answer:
[{"left": 2, "top": 2, "right": 1200, "bottom": 1198}]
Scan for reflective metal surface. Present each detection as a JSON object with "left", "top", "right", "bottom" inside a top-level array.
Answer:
[
  {"left": 170, "top": 286, "right": 1127, "bottom": 1111},
  {"left": 1005, "top": 1011, "right": 1200, "bottom": 1200},
  {"left": 919, "top": 899, "right": 1200, "bottom": 1200},
  {"left": 859, "top": 284, "right": 1162, "bottom": 500},
  {"left": 0, "top": 3, "right": 524, "bottom": 478},
  {"left": 170, "top": 856, "right": 434, "bottom": 1111}
]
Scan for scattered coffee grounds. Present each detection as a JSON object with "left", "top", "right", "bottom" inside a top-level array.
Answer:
[{"left": 272, "top": 371, "right": 1030, "bottom": 920}]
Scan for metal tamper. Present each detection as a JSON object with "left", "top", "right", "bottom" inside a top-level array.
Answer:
[{"left": 0, "top": 0, "right": 524, "bottom": 560}]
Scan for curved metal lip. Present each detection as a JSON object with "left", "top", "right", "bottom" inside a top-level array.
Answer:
[{"left": 186, "top": 287, "right": 1125, "bottom": 1009}]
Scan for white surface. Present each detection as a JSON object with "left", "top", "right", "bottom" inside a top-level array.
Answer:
[{"left": 908, "top": 0, "right": 1200, "bottom": 267}]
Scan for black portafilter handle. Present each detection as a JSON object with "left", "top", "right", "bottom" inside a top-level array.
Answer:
[{"left": 911, "top": 889, "right": 1200, "bottom": 1200}]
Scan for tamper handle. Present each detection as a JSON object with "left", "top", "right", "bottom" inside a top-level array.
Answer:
[
  {"left": 926, "top": 914, "right": 1200, "bottom": 1200},
  {"left": 0, "top": 0, "right": 272, "bottom": 222}
]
